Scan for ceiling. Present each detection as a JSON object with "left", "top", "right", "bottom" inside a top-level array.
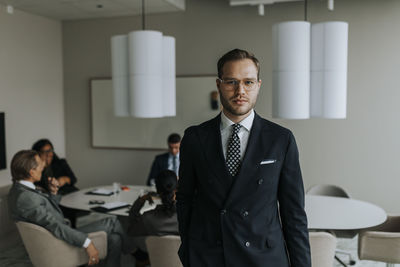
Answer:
[{"left": 0, "top": 0, "right": 185, "bottom": 21}]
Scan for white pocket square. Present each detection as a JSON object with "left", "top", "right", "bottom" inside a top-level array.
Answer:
[{"left": 260, "top": 159, "right": 276, "bottom": 165}]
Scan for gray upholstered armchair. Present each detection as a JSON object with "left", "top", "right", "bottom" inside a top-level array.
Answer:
[
  {"left": 145, "top": 235, "right": 183, "bottom": 267},
  {"left": 309, "top": 232, "right": 337, "bottom": 267},
  {"left": 16, "top": 221, "right": 107, "bottom": 267},
  {"left": 358, "top": 215, "right": 400, "bottom": 267}
]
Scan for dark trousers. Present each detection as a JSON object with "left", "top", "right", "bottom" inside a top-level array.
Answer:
[{"left": 78, "top": 216, "right": 129, "bottom": 267}]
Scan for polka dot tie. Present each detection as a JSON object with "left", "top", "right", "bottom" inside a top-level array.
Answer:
[{"left": 226, "top": 124, "right": 242, "bottom": 176}]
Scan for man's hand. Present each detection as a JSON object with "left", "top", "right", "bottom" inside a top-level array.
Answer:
[
  {"left": 48, "top": 177, "right": 59, "bottom": 195},
  {"left": 86, "top": 242, "right": 99, "bottom": 265},
  {"left": 57, "top": 176, "right": 71, "bottom": 187}
]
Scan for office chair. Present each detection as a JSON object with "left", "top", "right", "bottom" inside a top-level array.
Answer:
[
  {"left": 145, "top": 235, "right": 183, "bottom": 267},
  {"left": 309, "top": 232, "right": 337, "bottom": 267},
  {"left": 16, "top": 221, "right": 107, "bottom": 267},
  {"left": 358, "top": 214, "right": 400, "bottom": 267},
  {"left": 307, "top": 184, "right": 357, "bottom": 266}
]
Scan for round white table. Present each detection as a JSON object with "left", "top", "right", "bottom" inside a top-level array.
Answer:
[
  {"left": 305, "top": 195, "right": 387, "bottom": 230},
  {"left": 61, "top": 185, "right": 387, "bottom": 230},
  {"left": 60, "top": 185, "right": 157, "bottom": 216}
]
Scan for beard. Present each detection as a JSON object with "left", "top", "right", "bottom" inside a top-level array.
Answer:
[{"left": 220, "top": 94, "right": 256, "bottom": 117}]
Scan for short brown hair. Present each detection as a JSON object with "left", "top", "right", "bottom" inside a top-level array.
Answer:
[
  {"left": 167, "top": 133, "right": 181, "bottom": 144},
  {"left": 11, "top": 150, "right": 38, "bottom": 182},
  {"left": 217, "top": 49, "right": 260, "bottom": 79}
]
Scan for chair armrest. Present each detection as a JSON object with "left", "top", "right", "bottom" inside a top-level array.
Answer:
[
  {"left": 358, "top": 230, "right": 400, "bottom": 263},
  {"left": 364, "top": 214, "right": 400, "bottom": 232},
  {"left": 361, "top": 231, "right": 400, "bottom": 239},
  {"left": 88, "top": 231, "right": 107, "bottom": 259}
]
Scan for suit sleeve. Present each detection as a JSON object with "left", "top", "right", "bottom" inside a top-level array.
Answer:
[
  {"left": 277, "top": 132, "right": 311, "bottom": 267},
  {"left": 17, "top": 191, "right": 87, "bottom": 247},
  {"left": 127, "top": 197, "right": 149, "bottom": 236},
  {"left": 147, "top": 156, "right": 161, "bottom": 186},
  {"left": 176, "top": 127, "right": 197, "bottom": 266},
  {"left": 57, "top": 159, "right": 78, "bottom": 186}
]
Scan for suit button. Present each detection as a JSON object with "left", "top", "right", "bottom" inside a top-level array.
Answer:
[
  {"left": 258, "top": 179, "right": 264, "bottom": 185},
  {"left": 245, "top": 241, "right": 250, "bottom": 247},
  {"left": 221, "top": 209, "right": 227, "bottom": 215},
  {"left": 243, "top": 210, "right": 249, "bottom": 217}
]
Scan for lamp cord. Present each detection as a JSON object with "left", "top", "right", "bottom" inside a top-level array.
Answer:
[
  {"left": 142, "top": 0, "right": 145, "bottom": 30},
  {"left": 304, "top": 0, "right": 308, "bottom": 21}
]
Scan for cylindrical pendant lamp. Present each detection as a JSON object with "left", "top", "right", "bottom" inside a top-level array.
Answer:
[
  {"left": 272, "top": 21, "right": 311, "bottom": 119},
  {"left": 111, "top": 35, "right": 129, "bottom": 117},
  {"left": 162, "top": 36, "right": 176, "bottom": 117},
  {"left": 311, "top": 22, "right": 348, "bottom": 118},
  {"left": 128, "top": 30, "right": 164, "bottom": 118}
]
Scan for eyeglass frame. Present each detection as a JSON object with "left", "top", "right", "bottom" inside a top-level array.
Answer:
[
  {"left": 217, "top": 78, "right": 260, "bottom": 91},
  {"left": 39, "top": 148, "right": 54, "bottom": 155}
]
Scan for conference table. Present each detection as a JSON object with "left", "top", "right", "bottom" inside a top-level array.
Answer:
[
  {"left": 60, "top": 185, "right": 387, "bottom": 231},
  {"left": 60, "top": 185, "right": 155, "bottom": 217}
]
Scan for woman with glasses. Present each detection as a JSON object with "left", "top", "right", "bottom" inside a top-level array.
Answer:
[
  {"left": 32, "top": 139, "right": 78, "bottom": 195},
  {"left": 32, "top": 139, "right": 82, "bottom": 227}
]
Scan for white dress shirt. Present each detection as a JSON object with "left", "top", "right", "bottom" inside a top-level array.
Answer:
[
  {"left": 220, "top": 109, "right": 255, "bottom": 161},
  {"left": 167, "top": 152, "right": 180, "bottom": 175},
  {"left": 18, "top": 180, "right": 91, "bottom": 248}
]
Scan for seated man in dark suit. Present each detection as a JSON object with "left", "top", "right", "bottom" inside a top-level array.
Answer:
[
  {"left": 146, "top": 133, "right": 181, "bottom": 186},
  {"left": 8, "top": 150, "right": 129, "bottom": 267}
]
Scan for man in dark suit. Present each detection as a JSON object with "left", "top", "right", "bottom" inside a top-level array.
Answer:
[
  {"left": 177, "top": 49, "right": 311, "bottom": 267},
  {"left": 147, "top": 133, "right": 181, "bottom": 186},
  {"left": 8, "top": 150, "right": 129, "bottom": 267}
]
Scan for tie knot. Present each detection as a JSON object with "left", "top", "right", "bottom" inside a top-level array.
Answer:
[{"left": 232, "top": 124, "right": 241, "bottom": 134}]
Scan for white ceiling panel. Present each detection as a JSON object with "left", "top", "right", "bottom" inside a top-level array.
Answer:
[{"left": 0, "top": 0, "right": 185, "bottom": 20}]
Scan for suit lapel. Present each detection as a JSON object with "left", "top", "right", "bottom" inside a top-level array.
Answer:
[
  {"left": 162, "top": 153, "right": 169, "bottom": 170},
  {"left": 199, "top": 114, "right": 233, "bottom": 189},
  {"left": 17, "top": 183, "right": 63, "bottom": 215},
  {"left": 225, "top": 113, "right": 273, "bottom": 206}
]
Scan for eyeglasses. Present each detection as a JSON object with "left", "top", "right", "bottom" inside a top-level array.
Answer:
[
  {"left": 40, "top": 149, "right": 53, "bottom": 155},
  {"left": 218, "top": 78, "right": 259, "bottom": 91}
]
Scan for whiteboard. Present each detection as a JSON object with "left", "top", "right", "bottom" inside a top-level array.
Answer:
[{"left": 91, "top": 77, "right": 220, "bottom": 149}]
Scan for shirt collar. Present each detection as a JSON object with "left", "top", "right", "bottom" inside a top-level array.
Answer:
[
  {"left": 19, "top": 180, "right": 36, "bottom": 190},
  {"left": 169, "top": 152, "right": 179, "bottom": 158},
  {"left": 220, "top": 109, "right": 255, "bottom": 132}
]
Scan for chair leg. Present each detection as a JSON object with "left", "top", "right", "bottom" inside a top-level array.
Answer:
[
  {"left": 335, "top": 249, "right": 356, "bottom": 266},
  {"left": 335, "top": 255, "right": 348, "bottom": 267},
  {"left": 386, "top": 263, "right": 395, "bottom": 267}
]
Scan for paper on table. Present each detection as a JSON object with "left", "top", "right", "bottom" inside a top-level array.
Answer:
[
  {"left": 91, "top": 188, "right": 113, "bottom": 195},
  {"left": 101, "top": 201, "right": 129, "bottom": 210}
]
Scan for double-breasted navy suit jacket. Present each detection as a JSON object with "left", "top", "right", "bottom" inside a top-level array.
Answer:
[{"left": 176, "top": 113, "right": 311, "bottom": 267}]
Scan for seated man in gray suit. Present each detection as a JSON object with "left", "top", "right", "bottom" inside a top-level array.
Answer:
[{"left": 8, "top": 150, "right": 127, "bottom": 267}]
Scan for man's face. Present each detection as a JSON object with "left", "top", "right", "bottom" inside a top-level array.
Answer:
[
  {"left": 168, "top": 142, "right": 180, "bottom": 156},
  {"left": 30, "top": 155, "right": 45, "bottom": 182},
  {"left": 216, "top": 59, "right": 261, "bottom": 120}
]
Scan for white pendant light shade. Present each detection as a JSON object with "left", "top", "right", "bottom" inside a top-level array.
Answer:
[
  {"left": 272, "top": 21, "right": 311, "bottom": 119},
  {"left": 162, "top": 36, "right": 176, "bottom": 117},
  {"left": 311, "top": 22, "right": 348, "bottom": 118},
  {"left": 111, "top": 35, "right": 129, "bottom": 117},
  {"left": 128, "top": 30, "right": 164, "bottom": 118}
]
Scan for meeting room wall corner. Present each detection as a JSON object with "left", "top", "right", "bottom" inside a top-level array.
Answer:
[
  {"left": 0, "top": 4, "right": 65, "bottom": 186},
  {"left": 62, "top": 0, "right": 400, "bottom": 213}
]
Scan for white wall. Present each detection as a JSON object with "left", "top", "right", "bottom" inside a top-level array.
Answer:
[
  {"left": 0, "top": 5, "right": 65, "bottom": 186},
  {"left": 63, "top": 0, "right": 400, "bottom": 212}
]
